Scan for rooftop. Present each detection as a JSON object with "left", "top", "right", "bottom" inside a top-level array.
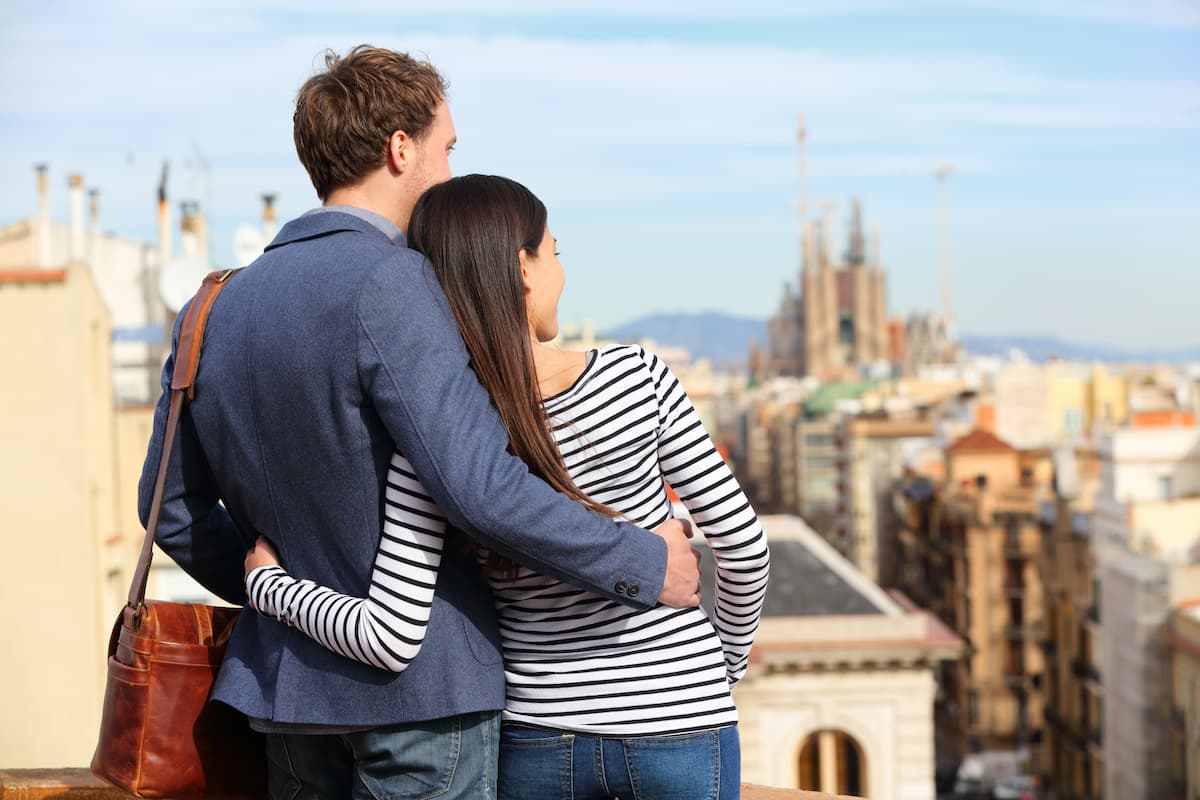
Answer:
[
  {"left": 0, "top": 269, "right": 67, "bottom": 284},
  {"left": 947, "top": 428, "right": 1016, "bottom": 454}
]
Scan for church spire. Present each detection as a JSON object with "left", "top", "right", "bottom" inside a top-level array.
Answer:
[{"left": 846, "top": 198, "right": 866, "bottom": 267}]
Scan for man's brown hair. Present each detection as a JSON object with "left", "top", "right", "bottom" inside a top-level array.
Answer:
[{"left": 293, "top": 45, "right": 448, "bottom": 201}]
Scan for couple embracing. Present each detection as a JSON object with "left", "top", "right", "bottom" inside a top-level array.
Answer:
[{"left": 142, "top": 45, "right": 769, "bottom": 800}]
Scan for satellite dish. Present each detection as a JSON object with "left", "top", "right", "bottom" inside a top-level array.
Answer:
[
  {"left": 233, "top": 224, "right": 267, "bottom": 267},
  {"left": 159, "top": 253, "right": 211, "bottom": 312}
]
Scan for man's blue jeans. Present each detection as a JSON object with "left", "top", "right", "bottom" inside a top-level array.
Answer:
[
  {"left": 497, "top": 724, "right": 740, "bottom": 800},
  {"left": 264, "top": 710, "right": 501, "bottom": 800}
]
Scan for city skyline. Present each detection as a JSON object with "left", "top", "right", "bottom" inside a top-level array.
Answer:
[{"left": 1, "top": 0, "right": 1197, "bottom": 349}]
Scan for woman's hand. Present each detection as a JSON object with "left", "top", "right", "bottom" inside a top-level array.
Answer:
[{"left": 245, "top": 535, "right": 281, "bottom": 577}]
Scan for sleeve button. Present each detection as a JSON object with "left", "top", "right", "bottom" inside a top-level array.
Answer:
[
  {"left": 627, "top": 583, "right": 640, "bottom": 598},
  {"left": 614, "top": 581, "right": 627, "bottom": 594}
]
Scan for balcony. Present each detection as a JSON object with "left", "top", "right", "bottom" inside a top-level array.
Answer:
[
  {"left": 1071, "top": 658, "right": 1101, "bottom": 685},
  {"left": 1004, "top": 673, "right": 1035, "bottom": 690},
  {"left": 1005, "top": 621, "right": 1039, "bottom": 640},
  {"left": 1039, "top": 638, "right": 1059, "bottom": 660},
  {"left": 1004, "top": 580, "right": 1026, "bottom": 598},
  {"left": 0, "top": 770, "right": 862, "bottom": 800}
]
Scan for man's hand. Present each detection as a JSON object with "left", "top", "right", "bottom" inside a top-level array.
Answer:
[
  {"left": 244, "top": 535, "right": 281, "bottom": 578},
  {"left": 654, "top": 519, "right": 701, "bottom": 608}
]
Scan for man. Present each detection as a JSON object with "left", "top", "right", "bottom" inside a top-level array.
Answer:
[{"left": 139, "top": 45, "right": 700, "bottom": 799}]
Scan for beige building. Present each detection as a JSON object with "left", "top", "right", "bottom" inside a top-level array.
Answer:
[
  {"left": 835, "top": 416, "right": 934, "bottom": 585},
  {"left": 893, "top": 429, "right": 1050, "bottom": 761},
  {"left": 992, "top": 362, "right": 1129, "bottom": 450},
  {"left": 0, "top": 169, "right": 221, "bottom": 767},
  {"left": 1036, "top": 447, "right": 1104, "bottom": 799},
  {"left": 0, "top": 167, "right": 171, "bottom": 406},
  {"left": 708, "top": 516, "right": 962, "bottom": 799},
  {"left": 0, "top": 264, "right": 129, "bottom": 767}
]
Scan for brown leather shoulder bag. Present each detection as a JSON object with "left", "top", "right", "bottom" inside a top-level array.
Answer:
[{"left": 91, "top": 268, "right": 266, "bottom": 798}]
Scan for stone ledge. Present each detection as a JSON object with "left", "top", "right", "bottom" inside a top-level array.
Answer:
[{"left": 0, "top": 770, "right": 861, "bottom": 799}]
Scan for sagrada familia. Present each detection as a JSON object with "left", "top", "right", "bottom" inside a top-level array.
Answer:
[
  {"left": 763, "top": 116, "right": 959, "bottom": 381},
  {"left": 767, "top": 197, "right": 889, "bottom": 380}
]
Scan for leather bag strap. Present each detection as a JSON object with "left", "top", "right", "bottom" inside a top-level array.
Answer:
[{"left": 126, "top": 268, "right": 243, "bottom": 623}]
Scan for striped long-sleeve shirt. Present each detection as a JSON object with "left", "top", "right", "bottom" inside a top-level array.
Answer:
[{"left": 247, "top": 344, "right": 770, "bottom": 736}]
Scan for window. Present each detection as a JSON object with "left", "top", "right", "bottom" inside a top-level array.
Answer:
[
  {"left": 1158, "top": 474, "right": 1174, "bottom": 501},
  {"left": 797, "top": 730, "right": 866, "bottom": 796}
]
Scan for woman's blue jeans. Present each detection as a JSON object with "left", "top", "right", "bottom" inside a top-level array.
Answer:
[{"left": 497, "top": 723, "right": 740, "bottom": 800}]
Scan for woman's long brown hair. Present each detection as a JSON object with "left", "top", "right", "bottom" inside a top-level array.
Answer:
[{"left": 408, "top": 175, "right": 616, "bottom": 571}]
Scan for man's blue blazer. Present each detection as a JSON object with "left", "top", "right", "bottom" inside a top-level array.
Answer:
[{"left": 138, "top": 211, "right": 668, "bottom": 726}]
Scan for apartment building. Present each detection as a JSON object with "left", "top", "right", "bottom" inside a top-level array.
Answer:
[{"left": 893, "top": 429, "right": 1050, "bottom": 760}]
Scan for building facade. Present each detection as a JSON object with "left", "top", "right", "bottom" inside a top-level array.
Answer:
[
  {"left": 1169, "top": 606, "right": 1200, "bottom": 800},
  {"left": 0, "top": 264, "right": 124, "bottom": 766},
  {"left": 1091, "top": 424, "right": 1200, "bottom": 799},
  {"left": 835, "top": 416, "right": 934, "bottom": 585},
  {"left": 1035, "top": 448, "right": 1105, "bottom": 799},
  {"left": 893, "top": 430, "right": 1050, "bottom": 763}
]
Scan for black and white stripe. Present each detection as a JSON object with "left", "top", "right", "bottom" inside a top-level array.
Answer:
[{"left": 248, "top": 344, "right": 769, "bottom": 736}]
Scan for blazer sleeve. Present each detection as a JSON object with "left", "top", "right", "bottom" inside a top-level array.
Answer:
[
  {"left": 356, "top": 251, "right": 667, "bottom": 609},
  {"left": 137, "top": 305, "right": 249, "bottom": 605}
]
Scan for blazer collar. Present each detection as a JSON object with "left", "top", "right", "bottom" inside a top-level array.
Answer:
[{"left": 265, "top": 210, "right": 398, "bottom": 252}]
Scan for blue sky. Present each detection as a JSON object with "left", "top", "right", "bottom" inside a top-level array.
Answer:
[{"left": 1, "top": 1, "right": 1197, "bottom": 348}]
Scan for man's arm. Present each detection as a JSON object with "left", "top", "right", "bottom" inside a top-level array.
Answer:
[
  {"left": 137, "top": 310, "right": 248, "bottom": 605},
  {"left": 358, "top": 252, "right": 698, "bottom": 609}
]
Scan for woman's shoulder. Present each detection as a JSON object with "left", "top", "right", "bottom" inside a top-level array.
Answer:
[{"left": 597, "top": 342, "right": 662, "bottom": 369}]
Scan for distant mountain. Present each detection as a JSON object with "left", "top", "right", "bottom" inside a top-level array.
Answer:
[
  {"left": 603, "top": 312, "right": 768, "bottom": 371},
  {"left": 601, "top": 313, "right": 1200, "bottom": 371},
  {"left": 961, "top": 335, "right": 1200, "bottom": 364}
]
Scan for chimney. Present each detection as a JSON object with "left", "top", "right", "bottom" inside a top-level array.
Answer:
[
  {"left": 88, "top": 189, "right": 100, "bottom": 237},
  {"left": 179, "top": 201, "right": 197, "bottom": 257},
  {"left": 157, "top": 162, "right": 171, "bottom": 269},
  {"left": 68, "top": 173, "right": 85, "bottom": 263},
  {"left": 35, "top": 164, "right": 51, "bottom": 267},
  {"left": 88, "top": 188, "right": 101, "bottom": 262},
  {"left": 261, "top": 193, "right": 277, "bottom": 241}
]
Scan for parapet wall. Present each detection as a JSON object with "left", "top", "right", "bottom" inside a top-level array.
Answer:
[{"left": 0, "top": 769, "right": 863, "bottom": 799}]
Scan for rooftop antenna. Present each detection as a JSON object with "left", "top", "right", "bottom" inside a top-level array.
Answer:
[{"left": 934, "top": 163, "right": 955, "bottom": 333}]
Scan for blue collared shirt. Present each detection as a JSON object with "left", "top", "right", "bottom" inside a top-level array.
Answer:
[{"left": 304, "top": 205, "right": 406, "bottom": 246}]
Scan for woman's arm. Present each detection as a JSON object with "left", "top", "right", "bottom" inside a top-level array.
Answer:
[
  {"left": 641, "top": 349, "right": 771, "bottom": 684},
  {"left": 245, "top": 451, "right": 446, "bottom": 672}
]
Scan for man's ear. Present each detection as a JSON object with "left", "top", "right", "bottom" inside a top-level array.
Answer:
[{"left": 387, "top": 130, "right": 410, "bottom": 173}]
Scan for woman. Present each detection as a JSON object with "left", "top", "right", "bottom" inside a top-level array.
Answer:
[{"left": 244, "top": 175, "right": 769, "bottom": 799}]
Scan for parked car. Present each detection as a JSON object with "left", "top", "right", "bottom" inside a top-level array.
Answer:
[
  {"left": 993, "top": 774, "right": 1036, "bottom": 800},
  {"left": 953, "top": 751, "right": 1022, "bottom": 796}
]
